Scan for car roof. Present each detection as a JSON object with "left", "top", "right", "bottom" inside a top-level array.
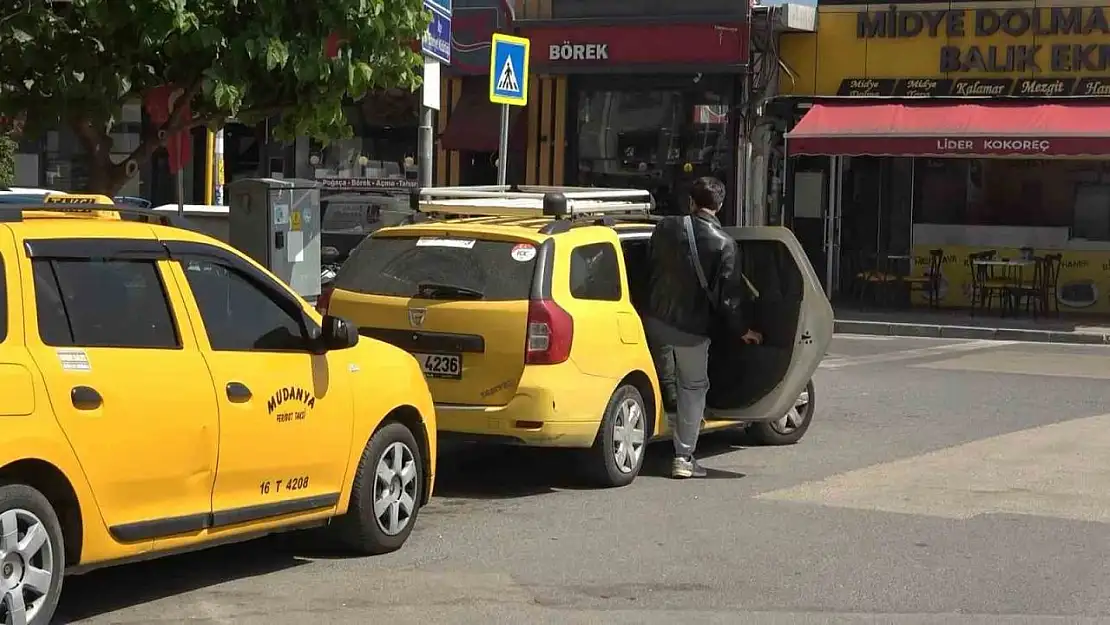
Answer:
[
  {"left": 0, "top": 199, "right": 232, "bottom": 248},
  {"left": 374, "top": 214, "right": 660, "bottom": 242},
  {"left": 381, "top": 185, "right": 658, "bottom": 240}
]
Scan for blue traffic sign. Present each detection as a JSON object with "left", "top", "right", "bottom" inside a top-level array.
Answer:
[
  {"left": 489, "top": 34, "right": 530, "bottom": 106},
  {"left": 422, "top": 4, "right": 451, "bottom": 65},
  {"left": 425, "top": 0, "right": 451, "bottom": 18}
]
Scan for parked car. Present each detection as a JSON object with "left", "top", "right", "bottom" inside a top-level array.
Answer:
[
  {"left": 0, "top": 196, "right": 437, "bottom": 624},
  {"left": 322, "top": 186, "right": 833, "bottom": 488}
]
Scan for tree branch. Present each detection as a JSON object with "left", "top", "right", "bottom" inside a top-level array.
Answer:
[{"left": 118, "top": 76, "right": 205, "bottom": 167}]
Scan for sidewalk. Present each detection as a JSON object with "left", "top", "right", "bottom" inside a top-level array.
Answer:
[{"left": 834, "top": 307, "right": 1110, "bottom": 345}]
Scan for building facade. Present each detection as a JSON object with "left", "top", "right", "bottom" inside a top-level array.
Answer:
[
  {"left": 435, "top": 0, "right": 752, "bottom": 221},
  {"left": 774, "top": 0, "right": 1110, "bottom": 313}
]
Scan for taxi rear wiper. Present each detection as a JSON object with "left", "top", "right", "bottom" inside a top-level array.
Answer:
[{"left": 416, "top": 281, "right": 485, "bottom": 300}]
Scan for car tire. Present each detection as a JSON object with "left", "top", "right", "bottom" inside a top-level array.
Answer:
[
  {"left": 747, "top": 379, "right": 815, "bottom": 446},
  {"left": 0, "top": 484, "right": 66, "bottom": 625},
  {"left": 335, "top": 421, "right": 423, "bottom": 555},
  {"left": 586, "top": 384, "right": 648, "bottom": 488}
]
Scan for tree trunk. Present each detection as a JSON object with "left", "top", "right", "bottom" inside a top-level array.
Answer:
[{"left": 70, "top": 118, "right": 139, "bottom": 196}]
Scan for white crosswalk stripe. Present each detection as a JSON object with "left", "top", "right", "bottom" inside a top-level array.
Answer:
[{"left": 819, "top": 339, "right": 1015, "bottom": 370}]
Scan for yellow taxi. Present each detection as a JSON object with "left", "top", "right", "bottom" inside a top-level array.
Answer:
[
  {"left": 322, "top": 186, "right": 833, "bottom": 488},
  {"left": 0, "top": 195, "right": 436, "bottom": 624}
]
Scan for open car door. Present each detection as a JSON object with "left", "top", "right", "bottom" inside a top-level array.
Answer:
[{"left": 703, "top": 227, "right": 833, "bottom": 424}]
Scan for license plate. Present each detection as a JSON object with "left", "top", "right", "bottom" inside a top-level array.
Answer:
[{"left": 415, "top": 353, "right": 462, "bottom": 379}]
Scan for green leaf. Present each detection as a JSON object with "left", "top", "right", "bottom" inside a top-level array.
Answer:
[
  {"left": 265, "top": 38, "right": 289, "bottom": 71},
  {"left": 1, "top": 0, "right": 427, "bottom": 194}
]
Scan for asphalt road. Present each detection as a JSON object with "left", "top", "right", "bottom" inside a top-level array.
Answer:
[{"left": 57, "top": 335, "right": 1110, "bottom": 624}]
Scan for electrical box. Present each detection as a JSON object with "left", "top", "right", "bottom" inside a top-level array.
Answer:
[{"left": 228, "top": 178, "right": 322, "bottom": 299}]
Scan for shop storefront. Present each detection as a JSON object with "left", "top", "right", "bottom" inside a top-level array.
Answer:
[
  {"left": 519, "top": 20, "right": 750, "bottom": 218},
  {"left": 776, "top": 0, "right": 1110, "bottom": 313},
  {"left": 434, "top": 0, "right": 751, "bottom": 221}
]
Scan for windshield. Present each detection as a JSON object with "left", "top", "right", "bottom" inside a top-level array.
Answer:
[{"left": 333, "top": 235, "right": 538, "bottom": 301}]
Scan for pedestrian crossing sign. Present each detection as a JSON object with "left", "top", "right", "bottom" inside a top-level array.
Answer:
[{"left": 489, "top": 33, "right": 530, "bottom": 106}]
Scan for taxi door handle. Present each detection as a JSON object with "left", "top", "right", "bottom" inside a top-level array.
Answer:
[
  {"left": 226, "top": 382, "right": 252, "bottom": 403},
  {"left": 71, "top": 386, "right": 102, "bottom": 411}
]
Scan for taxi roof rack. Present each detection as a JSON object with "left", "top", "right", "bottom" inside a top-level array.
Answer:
[
  {"left": 0, "top": 202, "right": 192, "bottom": 227},
  {"left": 410, "top": 185, "right": 655, "bottom": 220}
]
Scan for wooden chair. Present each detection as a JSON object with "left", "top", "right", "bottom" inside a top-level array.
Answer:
[
  {"left": 899, "top": 249, "right": 943, "bottom": 309},
  {"left": 1042, "top": 253, "right": 1063, "bottom": 318},
  {"left": 967, "top": 250, "right": 997, "bottom": 315},
  {"left": 852, "top": 252, "right": 899, "bottom": 307},
  {"left": 1010, "top": 256, "right": 1045, "bottom": 319},
  {"left": 981, "top": 258, "right": 1023, "bottom": 316}
]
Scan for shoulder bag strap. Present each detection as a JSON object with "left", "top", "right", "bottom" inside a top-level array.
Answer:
[{"left": 683, "top": 215, "right": 713, "bottom": 297}]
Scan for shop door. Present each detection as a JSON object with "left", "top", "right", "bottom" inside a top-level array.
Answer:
[
  {"left": 787, "top": 157, "right": 829, "bottom": 292},
  {"left": 823, "top": 156, "right": 844, "bottom": 295},
  {"left": 882, "top": 158, "right": 914, "bottom": 257}
]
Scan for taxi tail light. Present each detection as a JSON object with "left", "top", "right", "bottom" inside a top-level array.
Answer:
[
  {"left": 316, "top": 287, "right": 334, "bottom": 315},
  {"left": 525, "top": 299, "right": 573, "bottom": 365}
]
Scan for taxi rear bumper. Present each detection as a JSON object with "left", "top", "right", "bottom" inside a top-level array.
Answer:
[{"left": 433, "top": 365, "right": 617, "bottom": 448}]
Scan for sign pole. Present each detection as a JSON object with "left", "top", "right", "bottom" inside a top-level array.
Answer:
[
  {"left": 497, "top": 104, "right": 509, "bottom": 186},
  {"left": 420, "top": 0, "right": 450, "bottom": 188},
  {"left": 176, "top": 137, "right": 185, "bottom": 218},
  {"left": 489, "top": 33, "right": 531, "bottom": 188}
]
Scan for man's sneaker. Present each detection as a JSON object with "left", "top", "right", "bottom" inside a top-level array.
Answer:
[{"left": 671, "top": 456, "right": 708, "bottom": 479}]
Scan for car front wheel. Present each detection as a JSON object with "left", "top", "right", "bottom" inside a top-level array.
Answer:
[{"left": 336, "top": 421, "right": 423, "bottom": 555}]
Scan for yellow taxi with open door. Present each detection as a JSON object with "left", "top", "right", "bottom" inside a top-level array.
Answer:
[{"left": 322, "top": 186, "right": 833, "bottom": 487}]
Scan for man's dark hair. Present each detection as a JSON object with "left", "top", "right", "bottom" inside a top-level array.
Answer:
[{"left": 689, "top": 176, "right": 725, "bottom": 211}]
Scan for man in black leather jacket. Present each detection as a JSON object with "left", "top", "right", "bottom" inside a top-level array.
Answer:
[{"left": 645, "top": 177, "right": 762, "bottom": 479}]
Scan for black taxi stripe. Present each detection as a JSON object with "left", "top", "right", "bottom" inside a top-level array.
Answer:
[{"left": 108, "top": 493, "right": 341, "bottom": 542}]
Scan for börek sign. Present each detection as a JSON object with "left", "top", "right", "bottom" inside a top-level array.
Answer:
[{"left": 548, "top": 42, "right": 609, "bottom": 61}]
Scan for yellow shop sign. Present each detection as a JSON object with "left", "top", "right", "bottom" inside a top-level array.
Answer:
[
  {"left": 858, "top": 6, "right": 1110, "bottom": 74},
  {"left": 777, "top": 2, "right": 1110, "bottom": 97}
]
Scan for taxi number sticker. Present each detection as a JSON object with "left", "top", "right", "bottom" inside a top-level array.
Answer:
[
  {"left": 510, "top": 244, "right": 536, "bottom": 262},
  {"left": 416, "top": 237, "right": 475, "bottom": 249}
]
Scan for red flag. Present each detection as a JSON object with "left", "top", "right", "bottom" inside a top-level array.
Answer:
[
  {"left": 143, "top": 85, "right": 192, "bottom": 174},
  {"left": 325, "top": 31, "right": 345, "bottom": 58}
]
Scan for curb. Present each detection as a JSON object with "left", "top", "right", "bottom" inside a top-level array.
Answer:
[{"left": 834, "top": 319, "right": 1110, "bottom": 345}]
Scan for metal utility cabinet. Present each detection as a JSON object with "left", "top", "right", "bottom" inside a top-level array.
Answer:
[{"left": 228, "top": 178, "right": 322, "bottom": 299}]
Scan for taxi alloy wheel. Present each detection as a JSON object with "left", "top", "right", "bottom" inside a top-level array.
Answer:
[
  {"left": 613, "top": 398, "right": 646, "bottom": 475},
  {"left": 373, "top": 442, "right": 419, "bottom": 537},
  {"left": 0, "top": 485, "right": 65, "bottom": 625},
  {"left": 336, "top": 421, "right": 423, "bottom": 555},
  {"left": 588, "top": 384, "right": 647, "bottom": 488},
  {"left": 748, "top": 380, "right": 815, "bottom": 446}
]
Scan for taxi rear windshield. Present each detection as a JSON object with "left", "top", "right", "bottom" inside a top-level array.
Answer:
[{"left": 334, "top": 235, "right": 538, "bottom": 301}]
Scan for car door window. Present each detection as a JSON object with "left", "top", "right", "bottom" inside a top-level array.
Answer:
[
  {"left": 181, "top": 259, "right": 309, "bottom": 352},
  {"left": 32, "top": 258, "right": 180, "bottom": 348},
  {"left": 569, "top": 242, "right": 622, "bottom": 301}
]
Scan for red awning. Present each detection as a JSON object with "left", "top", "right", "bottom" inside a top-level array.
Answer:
[
  {"left": 786, "top": 101, "right": 1110, "bottom": 158},
  {"left": 439, "top": 87, "right": 527, "bottom": 153}
]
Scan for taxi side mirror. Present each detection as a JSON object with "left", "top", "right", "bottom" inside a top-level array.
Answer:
[{"left": 320, "top": 315, "right": 359, "bottom": 351}]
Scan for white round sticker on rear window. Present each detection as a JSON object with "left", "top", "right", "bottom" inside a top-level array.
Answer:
[{"left": 511, "top": 244, "right": 536, "bottom": 262}]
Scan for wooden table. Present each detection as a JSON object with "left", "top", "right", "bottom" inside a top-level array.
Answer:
[{"left": 973, "top": 259, "right": 1036, "bottom": 316}]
